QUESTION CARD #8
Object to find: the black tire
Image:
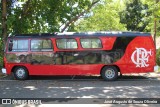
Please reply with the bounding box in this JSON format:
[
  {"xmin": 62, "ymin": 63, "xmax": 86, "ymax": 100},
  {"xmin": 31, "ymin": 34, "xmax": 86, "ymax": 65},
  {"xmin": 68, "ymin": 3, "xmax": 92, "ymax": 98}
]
[
  {"xmin": 13, "ymin": 66, "xmax": 29, "ymax": 80},
  {"xmin": 101, "ymin": 66, "xmax": 118, "ymax": 81}
]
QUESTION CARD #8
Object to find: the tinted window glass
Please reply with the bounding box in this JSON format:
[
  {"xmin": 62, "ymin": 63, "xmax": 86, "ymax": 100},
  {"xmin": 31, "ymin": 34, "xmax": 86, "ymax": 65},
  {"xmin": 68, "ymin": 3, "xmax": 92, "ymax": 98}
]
[
  {"xmin": 8, "ymin": 39, "xmax": 28, "ymax": 52},
  {"xmin": 31, "ymin": 39, "xmax": 53, "ymax": 51},
  {"xmin": 81, "ymin": 38, "xmax": 102, "ymax": 48},
  {"xmin": 56, "ymin": 39, "xmax": 77, "ymax": 49}
]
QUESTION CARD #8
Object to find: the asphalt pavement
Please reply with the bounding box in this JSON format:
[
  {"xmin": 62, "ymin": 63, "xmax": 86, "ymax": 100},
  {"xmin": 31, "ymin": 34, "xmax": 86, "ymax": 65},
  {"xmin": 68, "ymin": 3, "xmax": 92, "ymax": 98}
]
[{"xmin": 0, "ymin": 73, "xmax": 160, "ymax": 107}]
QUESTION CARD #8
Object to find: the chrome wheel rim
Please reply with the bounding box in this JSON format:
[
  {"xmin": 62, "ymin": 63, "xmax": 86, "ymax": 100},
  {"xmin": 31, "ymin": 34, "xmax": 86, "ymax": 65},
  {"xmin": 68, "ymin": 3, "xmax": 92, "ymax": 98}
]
[
  {"xmin": 16, "ymin": 68, "xmax": 25, "ymax": 78},
  {"xmin": 105, "ymin": 68, "xmax": 115, "ymax": 79}
]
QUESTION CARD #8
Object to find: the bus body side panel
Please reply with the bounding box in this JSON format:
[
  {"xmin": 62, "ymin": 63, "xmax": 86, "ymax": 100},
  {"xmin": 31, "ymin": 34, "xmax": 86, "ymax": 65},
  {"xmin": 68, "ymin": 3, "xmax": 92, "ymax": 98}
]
[
  {"xmin": 4, "ymin": 63, "xmax": 12, "ymax": 75},
  {"xmin": 5, "ymin": 64, "xmax": 104, "ymax": 76},
  {"xmin": 4, "ymin": 52, "xmax": 105, "ymax": 76},
  {"xmin": 4, "ymin": 51, "xmax": 31, "ymax": 75},
  {"xmin": 100, "ymin": 37, "xmax": 117, "ymax": 50},
  {"xmin": 115, "ymin": 36, "xmax": 155, "ymax": 74}
]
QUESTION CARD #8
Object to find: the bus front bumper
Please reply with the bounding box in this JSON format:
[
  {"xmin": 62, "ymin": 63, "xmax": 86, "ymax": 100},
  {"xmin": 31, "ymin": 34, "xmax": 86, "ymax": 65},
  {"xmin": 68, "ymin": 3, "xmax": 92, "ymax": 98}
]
[{"xmin": 1, "ymin": 68, "xmax": 7, "ymax": 74}]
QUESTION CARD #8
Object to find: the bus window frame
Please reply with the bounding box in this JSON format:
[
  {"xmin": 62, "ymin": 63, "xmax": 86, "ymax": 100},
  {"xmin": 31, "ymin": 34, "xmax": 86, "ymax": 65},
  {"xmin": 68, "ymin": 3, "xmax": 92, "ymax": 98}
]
[
  {"xmin": 7, "ymin": 38, "xmax": 29, "ymax": 52},
  {"xmin": 30, "ymin": 38, "xmax": 54, "ymax": 52},
  {"xmin": 80, "ymin": 37, "xmax": 103, "ymax": 49},
  {"xmin": 56, "ymin": 38, "xmax": 78, "ymax": 50}
]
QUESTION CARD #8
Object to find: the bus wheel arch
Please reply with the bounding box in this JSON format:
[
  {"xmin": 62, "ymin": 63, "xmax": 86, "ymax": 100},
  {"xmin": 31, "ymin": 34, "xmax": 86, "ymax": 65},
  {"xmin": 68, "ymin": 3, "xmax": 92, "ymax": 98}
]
[
  {"xmin": 100, "ymin": 65, "xmax": 120, "ymax": 81},
  {"xmin": 11, "ymin": 66, "xmax": 29, "ymax": 80}
]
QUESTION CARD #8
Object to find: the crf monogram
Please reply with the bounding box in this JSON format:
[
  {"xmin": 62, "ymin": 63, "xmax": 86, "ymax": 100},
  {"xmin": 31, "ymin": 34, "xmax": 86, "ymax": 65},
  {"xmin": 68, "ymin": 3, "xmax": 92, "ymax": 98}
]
[{"xmin": 131, "ymin": 48, "xmax": 152, "ymax": 67}]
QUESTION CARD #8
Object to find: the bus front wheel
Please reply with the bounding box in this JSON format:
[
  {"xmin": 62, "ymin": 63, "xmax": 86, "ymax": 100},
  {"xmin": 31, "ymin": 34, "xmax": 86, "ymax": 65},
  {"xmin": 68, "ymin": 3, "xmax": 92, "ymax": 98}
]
[
  {"xmin": 13, "ymin": 66, "xmax": 29, "ymax": 80},
  {"xmin": 101, "ymin": 66, "xmax": 118, "ymax": 81}
]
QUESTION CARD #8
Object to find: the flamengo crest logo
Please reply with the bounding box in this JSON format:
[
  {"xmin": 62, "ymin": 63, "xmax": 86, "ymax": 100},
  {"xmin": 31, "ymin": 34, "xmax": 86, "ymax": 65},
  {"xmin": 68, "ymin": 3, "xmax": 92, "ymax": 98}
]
[{"xmin": 131, "ymin": 48, "xmax": 152, "ymax": 67}]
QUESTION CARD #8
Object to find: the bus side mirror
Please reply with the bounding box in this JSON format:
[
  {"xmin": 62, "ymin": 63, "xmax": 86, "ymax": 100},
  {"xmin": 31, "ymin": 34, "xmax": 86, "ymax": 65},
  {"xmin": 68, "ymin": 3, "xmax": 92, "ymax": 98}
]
[{"xmin": 8, "ymin": 41, "xmax": 13, "ymax": 51}]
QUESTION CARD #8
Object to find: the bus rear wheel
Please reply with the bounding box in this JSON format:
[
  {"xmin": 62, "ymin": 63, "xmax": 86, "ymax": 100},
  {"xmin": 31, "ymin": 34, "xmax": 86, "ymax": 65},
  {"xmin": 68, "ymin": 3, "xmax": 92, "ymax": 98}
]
[
  {"xmin": 101, "ymin": 66, "xmax": 118, "ymax": 81},
  {"xmin": 13, "ymin": 66, "xmax": 29, "ymax": 80}
]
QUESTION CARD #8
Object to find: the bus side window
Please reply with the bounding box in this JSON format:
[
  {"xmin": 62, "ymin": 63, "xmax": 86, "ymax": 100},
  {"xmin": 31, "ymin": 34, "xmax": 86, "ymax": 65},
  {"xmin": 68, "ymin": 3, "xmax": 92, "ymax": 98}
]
[
  {"xmin": 8, "ymin": 39, "xmax": 29, "ymax": 52},
  {"xmin": 56, "ymin": 38, "xmax": 78, "ymax": 49},
  {"xmin": 31, "ymin": 39, "xmax": 53, "ymax": 51},
  {"xmin": 80, "ymin": 38, "xmax": 102, "ymax": 49}
]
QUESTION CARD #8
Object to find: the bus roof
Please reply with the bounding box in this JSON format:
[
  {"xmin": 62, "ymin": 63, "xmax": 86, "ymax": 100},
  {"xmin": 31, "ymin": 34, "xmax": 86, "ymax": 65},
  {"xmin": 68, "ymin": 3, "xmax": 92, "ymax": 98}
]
[{"xmin": 9, "ymin": 31, "xmax": 151, "ymax": 38}]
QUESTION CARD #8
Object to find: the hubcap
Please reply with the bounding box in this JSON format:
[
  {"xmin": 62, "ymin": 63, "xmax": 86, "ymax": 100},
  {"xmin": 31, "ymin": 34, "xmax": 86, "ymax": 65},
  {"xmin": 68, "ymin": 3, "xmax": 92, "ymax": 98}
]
[
  {"xmin": 105, "ymin": 68, "xmax": 115, "ymax": 79},
  {"xmin": 16, "ymin": 68, "xmax": 25, "ymax": 78}
]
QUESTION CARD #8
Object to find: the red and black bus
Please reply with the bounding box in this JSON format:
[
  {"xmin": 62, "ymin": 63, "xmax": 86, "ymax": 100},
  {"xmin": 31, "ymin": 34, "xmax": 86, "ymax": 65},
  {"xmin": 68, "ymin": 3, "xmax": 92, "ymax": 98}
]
[{"xmin": 1, "ymin": 32, "xmax": 156, "ymax": 80}]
